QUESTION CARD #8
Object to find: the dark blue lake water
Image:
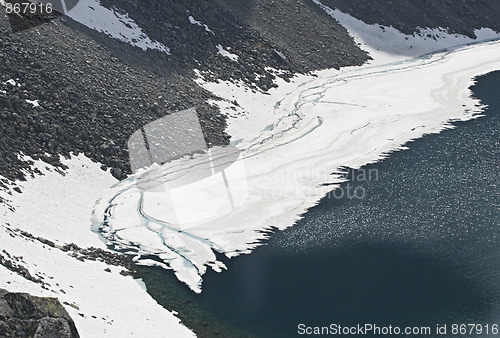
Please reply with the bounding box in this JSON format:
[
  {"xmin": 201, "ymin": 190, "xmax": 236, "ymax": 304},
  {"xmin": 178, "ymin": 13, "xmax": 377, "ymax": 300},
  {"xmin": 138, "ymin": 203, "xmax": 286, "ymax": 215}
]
[{"xmin": 136, "ymin": 70, "xmax": 500, "ymax": 337}]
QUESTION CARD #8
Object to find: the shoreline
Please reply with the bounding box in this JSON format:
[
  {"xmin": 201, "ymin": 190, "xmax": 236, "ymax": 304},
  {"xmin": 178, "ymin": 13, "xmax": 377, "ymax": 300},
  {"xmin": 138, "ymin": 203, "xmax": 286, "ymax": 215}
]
[
  {"xmin": 93, "ymin": 38, "xmax": 500, "ymax": 294},
  {"xmin": 134, "ymin": 69, "xmax": 500, "ymax": 337}
]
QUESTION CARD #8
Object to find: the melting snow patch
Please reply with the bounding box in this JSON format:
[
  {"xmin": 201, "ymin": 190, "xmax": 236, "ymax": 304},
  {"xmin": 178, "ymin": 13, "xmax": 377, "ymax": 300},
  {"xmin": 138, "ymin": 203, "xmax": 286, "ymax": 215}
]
[
  {"xmin": 313, "ymin": 0, "xmax": 500, "ymax": 64},
  {"xmin": 68, "ymin": 0, "xmax": 170, "ymax": 54},
  {"xmin": 5, "ymin": 79, "xmax": 21, "ymax": 87},
  {"xmin": 216, "ymin": 44, "xmax": 238, "ymax": 61},
  {"xmin": 188, "ymin": 15, "xmax": 215, "ymax": 34},
  {"xmin": 25, "ymin": 99, "xmax": 40, "ymax": 107}
]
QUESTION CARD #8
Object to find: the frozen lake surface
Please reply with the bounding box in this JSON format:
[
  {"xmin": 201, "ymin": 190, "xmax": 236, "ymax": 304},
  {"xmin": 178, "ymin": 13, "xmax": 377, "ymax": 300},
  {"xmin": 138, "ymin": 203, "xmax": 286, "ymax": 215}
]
[
  {"xmin": 138, "ymin": 70, "xmax": 500, "ymax": 338},
  {"xmin": 94, "ymin": 39, "xmax": 500, "ymax": 293}
]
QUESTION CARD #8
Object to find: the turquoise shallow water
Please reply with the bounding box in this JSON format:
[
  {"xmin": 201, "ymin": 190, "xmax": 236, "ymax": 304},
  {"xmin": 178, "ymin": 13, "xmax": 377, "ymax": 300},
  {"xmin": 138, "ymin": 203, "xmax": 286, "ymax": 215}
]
[{"xmin": 136, "ymin": 70, "xmax": 500, "ymax": 337}]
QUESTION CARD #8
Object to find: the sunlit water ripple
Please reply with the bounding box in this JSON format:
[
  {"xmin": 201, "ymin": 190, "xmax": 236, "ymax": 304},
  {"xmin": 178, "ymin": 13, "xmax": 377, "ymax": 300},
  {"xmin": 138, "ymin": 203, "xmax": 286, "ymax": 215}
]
[{"xmin": 135, "ymin": 70, "xmax": 500, "ymax": 338}]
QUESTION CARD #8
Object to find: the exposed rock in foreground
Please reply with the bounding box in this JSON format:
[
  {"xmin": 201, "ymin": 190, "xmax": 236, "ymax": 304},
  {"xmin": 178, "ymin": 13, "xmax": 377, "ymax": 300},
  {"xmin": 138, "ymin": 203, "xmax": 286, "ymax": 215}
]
[{"xmin": 0, "ymin": 288, "xmax": 79, "ymax": 338}]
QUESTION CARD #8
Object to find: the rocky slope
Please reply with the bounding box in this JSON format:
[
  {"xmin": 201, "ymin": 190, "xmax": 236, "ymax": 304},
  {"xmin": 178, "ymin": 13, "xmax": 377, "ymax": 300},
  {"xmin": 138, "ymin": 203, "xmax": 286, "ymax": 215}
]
[
  {"xmin": 0, "ymin": 0, "xmax": 369, "ymax": 183},
  {"xmin": 2, "ymin": 0, "xmax": 498, "ymax": 184}
]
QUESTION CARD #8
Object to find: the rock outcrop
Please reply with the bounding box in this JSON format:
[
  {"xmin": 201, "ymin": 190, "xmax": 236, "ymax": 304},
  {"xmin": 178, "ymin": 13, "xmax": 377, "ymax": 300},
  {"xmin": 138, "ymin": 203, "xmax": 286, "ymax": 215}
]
[{"xmin": 0, "ymin": 288, "xmax": 79, "ymax": 338}]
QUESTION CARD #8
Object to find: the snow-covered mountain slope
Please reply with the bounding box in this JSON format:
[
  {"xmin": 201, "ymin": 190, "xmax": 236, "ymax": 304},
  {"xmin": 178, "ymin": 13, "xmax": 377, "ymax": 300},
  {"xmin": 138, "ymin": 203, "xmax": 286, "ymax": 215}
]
[
  {"xmin": 0, "ymin": 155, "xmax": 195, "ymax": 337},
  {"xmin": 314, "ymin": 1, "xmax": 500, "ymax": 64}
]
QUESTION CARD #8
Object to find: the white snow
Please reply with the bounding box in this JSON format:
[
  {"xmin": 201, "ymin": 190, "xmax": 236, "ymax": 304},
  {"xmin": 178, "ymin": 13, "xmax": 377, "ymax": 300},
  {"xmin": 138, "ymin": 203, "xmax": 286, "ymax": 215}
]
[
  {"xmin": 197, "ymin": 75, "xmax": 314, "ymax": 143},
  {"xmin": 67, "ymin": 0, "xmax": 171, "ymax": 54},
  {"xmin": 95, "ymin": 37, "xmax": 500, "ymax": 292},
  {"xmin": 2, "ymin": 80, "xmax": 40, "ymax": 107},
  {"xmin": 216, "ymin": 44, "xmax": 238, "ymax": 61},
  {"xmin": 25, "ymin": 99, "xmax": 40, "ymax": 107},
  {"xmin": 313, "ymin": 0, "xmax": 500, "ymax": 64},
  {"xmin": 189, "ymin": 15, "xmax": 215, "ymax": 35},
  {"xmin": 5, "ymin": 79, "xmax": 21, "ymax": 87},
  {"xmin": 0, "ymin": 154, "xmax": 194, "ymax": 337},
  {"xmin": 1, "ymin": 154, "xmax": 114, "ymax": 248}
]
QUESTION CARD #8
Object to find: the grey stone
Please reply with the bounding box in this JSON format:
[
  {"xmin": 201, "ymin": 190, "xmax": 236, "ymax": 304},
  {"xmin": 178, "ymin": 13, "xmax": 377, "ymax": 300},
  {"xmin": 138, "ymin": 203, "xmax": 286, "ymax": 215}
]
[{"xmin": 0, "ymin": 289, "xmax": 80, "ymax": 338}]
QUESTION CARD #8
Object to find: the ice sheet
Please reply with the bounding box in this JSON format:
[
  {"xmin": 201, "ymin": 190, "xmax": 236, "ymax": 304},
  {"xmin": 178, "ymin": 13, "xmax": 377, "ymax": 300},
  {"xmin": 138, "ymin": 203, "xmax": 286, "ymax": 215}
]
[{"xmin": 94, "ymin": 39, "xmax": 500, "ymax": 293}]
